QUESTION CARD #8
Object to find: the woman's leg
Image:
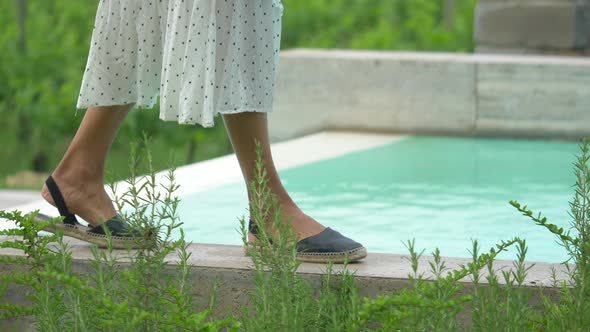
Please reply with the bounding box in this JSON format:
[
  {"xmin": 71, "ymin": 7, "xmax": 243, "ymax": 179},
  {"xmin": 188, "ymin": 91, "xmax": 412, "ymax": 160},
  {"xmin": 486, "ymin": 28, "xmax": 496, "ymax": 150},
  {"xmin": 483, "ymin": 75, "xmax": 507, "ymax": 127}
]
[
  {"xmin": 222, "ymin": 112, "xmax": 325, "ymax": 240},
  {"xmin": 41, "ymin": 104, "xmax": 134, "ymax": 226}
]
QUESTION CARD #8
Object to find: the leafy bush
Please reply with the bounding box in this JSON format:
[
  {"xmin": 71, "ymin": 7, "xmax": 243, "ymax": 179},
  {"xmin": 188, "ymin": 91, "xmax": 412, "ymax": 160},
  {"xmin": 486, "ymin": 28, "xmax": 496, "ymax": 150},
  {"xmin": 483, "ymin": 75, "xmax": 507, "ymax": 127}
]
[
  {"xmin": 240, "ymin": 140, "xmax": 362, "ymax": 331},
  {"xmin": 0, "ymin": 140, "xmax": 238, "ymax": 331},
  {"xmin": 510, "ymin": 138, "xmax": 590, "ymax": 331},
  {"xmin": 281, "ymin": 0, "xmax": 477, "ymax": 52},
  {"xmin": 4, "ymin": 137, "xmax": 590, "ymax": 331}
]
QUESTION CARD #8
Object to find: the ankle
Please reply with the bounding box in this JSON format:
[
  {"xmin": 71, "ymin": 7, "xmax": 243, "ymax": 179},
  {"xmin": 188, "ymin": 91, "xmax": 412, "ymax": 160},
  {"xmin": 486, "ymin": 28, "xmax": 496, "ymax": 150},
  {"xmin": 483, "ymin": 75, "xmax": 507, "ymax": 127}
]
[{"xmin": 249, "ymin": 205, "xmax": 303, "ymax": 226}]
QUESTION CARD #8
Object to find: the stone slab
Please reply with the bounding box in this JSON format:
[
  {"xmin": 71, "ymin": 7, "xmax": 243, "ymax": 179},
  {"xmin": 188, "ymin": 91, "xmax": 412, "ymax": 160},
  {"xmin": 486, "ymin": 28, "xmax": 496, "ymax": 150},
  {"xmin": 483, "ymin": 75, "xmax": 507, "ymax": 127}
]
[
  {"xmin": 476, "ymin": 59, "xmax": 590, "ymax": 138},
  {"xmin": 475, "ymin": 1, "xmax": 583, "ymax": 49},
  {"xmin": 0, "ymin": 190, "xmax": 40, "ymax": 210},
  {"xmin": 269, "ymin": 49, "xmax": 477, "ymax": 141},
  {"xmin": 576, "ymin": 1, "xmax": 590, "ymax": 47},
  {"xmin": 476, "ymin": 45, "xmax": 590, "ymax": 56},
  {"xmin": 0, "ymin": 237, "xmax": 572, "ymax": 289},
  {"xmin": 270, "ymin": 49, "xmax": 590, "ymax": 141}
]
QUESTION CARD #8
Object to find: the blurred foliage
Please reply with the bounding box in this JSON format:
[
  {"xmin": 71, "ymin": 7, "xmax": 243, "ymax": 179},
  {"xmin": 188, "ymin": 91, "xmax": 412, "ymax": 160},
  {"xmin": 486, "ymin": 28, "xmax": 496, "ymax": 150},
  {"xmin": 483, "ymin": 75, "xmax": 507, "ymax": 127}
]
[
  {"xmin": 281, "ymin": 0, "xmax": 477, "ymax": 51},
  {"xmin": 0, "ymin": 0, "xmax": 477, "ymax": 189}
]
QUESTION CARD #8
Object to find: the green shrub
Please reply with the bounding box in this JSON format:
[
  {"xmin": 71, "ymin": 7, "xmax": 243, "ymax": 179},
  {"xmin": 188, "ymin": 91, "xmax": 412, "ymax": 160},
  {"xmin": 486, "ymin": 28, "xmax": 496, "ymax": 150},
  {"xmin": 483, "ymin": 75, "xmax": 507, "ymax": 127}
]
[
  {"xmin": 359, "ymin": 238, "xmax": 524, "ymax": 331},
  {"xmin": 510, "ymin": 138, "xmax": 590, "ymax": 331},
  {"xmin": 4, "ymin": 137, "xmax": 590, "ymax": 331},
  {"xmin": 282, "ymin": 0, "xmax": 477, "ymax": 52},
  {"xmin": 240, "ymin": 140, "xmax": 362, "ymax": 332},
  {"xmin": 0, "ymin": 139, "xmax": 238, "ymax": 331}
]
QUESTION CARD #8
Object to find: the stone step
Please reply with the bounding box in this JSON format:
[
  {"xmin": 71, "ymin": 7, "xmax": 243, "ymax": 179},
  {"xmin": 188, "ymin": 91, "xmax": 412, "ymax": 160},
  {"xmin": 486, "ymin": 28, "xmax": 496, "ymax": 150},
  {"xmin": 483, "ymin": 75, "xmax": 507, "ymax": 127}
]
[{"xmin": 475, "ymin": 0, "xmax": 590, "ymax": 52}]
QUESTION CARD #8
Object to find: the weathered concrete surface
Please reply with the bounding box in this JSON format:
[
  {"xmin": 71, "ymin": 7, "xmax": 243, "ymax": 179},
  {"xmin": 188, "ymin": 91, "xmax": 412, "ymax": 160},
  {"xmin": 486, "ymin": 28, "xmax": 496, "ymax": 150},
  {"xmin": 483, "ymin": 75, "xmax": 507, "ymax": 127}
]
[
  {"xmin": 475, "ymin": 0, "xmax": 590, "ymax": 53},
  {"xmin": 0, "ymin": 237, "xmax": 572, "ymax": 287},
  {"xmin": 0, "ymin": 191, "xmax": 39, "ymax": 210},
  {"xmin": 0, "ymin": 237, "xmax": 571, "ymax": 329},
  {"xmin": 476, "ymin": 45, "xmax": 590, "ymax": 56},
  {"xmin": 270, "ymin": 50, "xmax": 477, "ymax": 141},
  {"xmin": 269, "ymin": 49, "xmax": 590, "ymax": 141},
  {"xmin": 476, "ymin": 55, "xmax": 590, "ymax": 137}
]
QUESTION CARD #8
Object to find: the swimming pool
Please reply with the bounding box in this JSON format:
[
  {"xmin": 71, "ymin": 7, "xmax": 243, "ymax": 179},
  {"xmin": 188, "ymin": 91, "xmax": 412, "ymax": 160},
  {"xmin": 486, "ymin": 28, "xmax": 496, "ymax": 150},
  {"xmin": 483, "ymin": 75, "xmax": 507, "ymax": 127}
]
[{"xmin": 177, "ymin": 136, "xmax": 579, "ymax": 263}]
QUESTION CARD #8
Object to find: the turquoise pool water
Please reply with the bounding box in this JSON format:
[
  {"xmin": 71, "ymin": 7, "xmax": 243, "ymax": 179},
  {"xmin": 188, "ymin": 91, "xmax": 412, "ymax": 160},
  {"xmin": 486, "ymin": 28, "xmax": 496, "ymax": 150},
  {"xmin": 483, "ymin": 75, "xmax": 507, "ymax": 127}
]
[{"xmin": 178, "ymin": 136, "xmax": 581, "ymax": 263}]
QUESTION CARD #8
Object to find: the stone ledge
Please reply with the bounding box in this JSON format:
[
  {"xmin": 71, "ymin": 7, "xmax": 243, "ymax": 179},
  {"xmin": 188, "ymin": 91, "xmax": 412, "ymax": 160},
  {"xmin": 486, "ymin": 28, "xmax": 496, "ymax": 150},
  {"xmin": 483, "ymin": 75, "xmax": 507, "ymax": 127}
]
[
  {"xmin": 269, "ymin": 49, "xmax": 590, "ymax": 141},
  {"xmin": 0, "ymin": 190, "xmax": 39, "ymax": 210},
  {"xmin": 475, "ymin": 0, "xmax": 590, "ymax": 50},
  {"xmin": 271, "ymin": 49, "xmax": 477, "ymax": 141},
  {"xmin": 0, "ymin": 236, "xmax": 572, "ymax": 288},
  {"xmin": 280, "ymin": 48, "xmax": 590, "ymax": 65}
]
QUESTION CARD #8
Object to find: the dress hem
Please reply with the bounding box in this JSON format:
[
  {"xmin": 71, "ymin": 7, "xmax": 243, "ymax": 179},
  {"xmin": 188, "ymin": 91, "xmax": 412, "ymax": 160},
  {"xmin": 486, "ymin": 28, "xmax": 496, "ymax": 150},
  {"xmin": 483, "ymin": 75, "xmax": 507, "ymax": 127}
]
[
  {"xmin": 160, "ymin": 108, "xmax": 274, "ymax": 128},
  {"xmin": 76, "ymin": 100, "xmax": 273, "ymax": 128}
]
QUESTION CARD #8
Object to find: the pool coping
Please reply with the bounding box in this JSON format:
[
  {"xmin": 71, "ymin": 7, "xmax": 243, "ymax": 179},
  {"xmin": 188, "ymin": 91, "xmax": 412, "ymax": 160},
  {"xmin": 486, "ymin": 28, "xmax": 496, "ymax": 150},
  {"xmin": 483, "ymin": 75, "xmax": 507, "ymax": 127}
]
[{"xmin": 0, "ymin": 237, "xmax": 572, "ymax": 288}]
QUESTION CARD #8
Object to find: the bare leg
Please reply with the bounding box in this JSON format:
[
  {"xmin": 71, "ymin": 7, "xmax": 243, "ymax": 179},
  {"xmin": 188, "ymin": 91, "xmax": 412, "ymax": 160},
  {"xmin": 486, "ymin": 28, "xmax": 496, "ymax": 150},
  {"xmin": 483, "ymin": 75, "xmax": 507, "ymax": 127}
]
[
  {"xmin": 41, "ymin": 104, "xmax": 134, "ymax": 226},
  {"xmin": 222, "ymin": 112, "xmax": 325, "ymax": 240}
]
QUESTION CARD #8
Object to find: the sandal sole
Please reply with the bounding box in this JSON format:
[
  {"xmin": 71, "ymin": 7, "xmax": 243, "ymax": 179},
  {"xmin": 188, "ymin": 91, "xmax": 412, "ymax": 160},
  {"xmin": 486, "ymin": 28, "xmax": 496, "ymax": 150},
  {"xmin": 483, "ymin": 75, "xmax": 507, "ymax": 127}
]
[
  {"xmin": 243, "ymin": 233, "xmax": 367, "ymax": 263},
  {"xmin": 34, "ymin": 213, "xmax": 151, "ymax": 250},
  {"xmin": 242, "ymin": 245, "xmax": 367, "ymax": 263},
  {"xmin": 296, "ymin": 246, "xmax": 367, "ymax": 263}
]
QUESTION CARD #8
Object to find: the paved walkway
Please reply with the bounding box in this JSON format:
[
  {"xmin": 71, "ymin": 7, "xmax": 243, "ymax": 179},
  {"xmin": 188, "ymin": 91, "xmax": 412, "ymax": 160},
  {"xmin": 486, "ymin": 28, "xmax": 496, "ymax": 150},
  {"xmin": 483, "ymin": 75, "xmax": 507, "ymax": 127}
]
[{"xmin": 0, "ymin": 190, "xmax": 40, "ymax": 210}]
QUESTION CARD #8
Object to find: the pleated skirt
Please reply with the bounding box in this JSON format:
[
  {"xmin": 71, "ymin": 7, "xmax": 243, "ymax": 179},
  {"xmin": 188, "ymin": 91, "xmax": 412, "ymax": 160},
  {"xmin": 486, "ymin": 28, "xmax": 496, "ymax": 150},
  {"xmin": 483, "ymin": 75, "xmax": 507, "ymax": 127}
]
[{"xmin": 76, "ymin": 0, "xmax": 284, "ymax": 127}]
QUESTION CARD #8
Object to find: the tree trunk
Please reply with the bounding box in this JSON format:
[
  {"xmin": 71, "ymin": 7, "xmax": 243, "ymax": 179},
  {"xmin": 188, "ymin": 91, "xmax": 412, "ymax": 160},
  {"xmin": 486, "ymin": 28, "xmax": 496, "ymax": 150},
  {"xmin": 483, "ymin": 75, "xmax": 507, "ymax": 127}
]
[
  {"xmin": 444, "ymin": 0, "xmax": 455, "ymax": 29},
  {"xmin": 15, "ymin": 0, "xmax": 30, "ymax": 147},
  {"xmin": 14, "ymin": 0, "xmax": 47, "ymax": 172},
  {"xmin": 15, "ymin": 0, "xmax": 26, "ymax": 52},
  {"xmin": 186, "ymin": 139, "xmax": 197, "ymax": 164}
]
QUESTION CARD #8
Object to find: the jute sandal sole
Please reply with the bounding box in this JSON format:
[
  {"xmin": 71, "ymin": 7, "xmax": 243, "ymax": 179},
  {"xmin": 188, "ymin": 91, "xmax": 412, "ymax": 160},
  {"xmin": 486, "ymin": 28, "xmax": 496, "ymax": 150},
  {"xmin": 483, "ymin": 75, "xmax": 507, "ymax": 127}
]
[
  {"xmin": 244, "ymin": 230, "xmax": 368, "ymax": 263},
  {"xmin": 243, "ymin": 244, "xmax": 367, "ymax": 264},
  {"xmin": 38, "ymin": 175, "xmax": 150, "ymax": 250},
  {"xmin": 242, "ymin": 244, "xmax": 367, "ymax": 263},
  {"xmin": 35, "ymin": 213, "xmax": 150, "ymax": 250},
  {"xmin": 295, "ymin": 246, "xmax": 367, "ymax": 263}
]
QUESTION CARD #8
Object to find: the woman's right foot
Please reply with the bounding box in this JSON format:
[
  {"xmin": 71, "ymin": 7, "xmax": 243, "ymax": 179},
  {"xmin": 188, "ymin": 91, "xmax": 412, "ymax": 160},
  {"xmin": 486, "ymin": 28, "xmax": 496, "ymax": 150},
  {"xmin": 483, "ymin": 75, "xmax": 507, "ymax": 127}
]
[
  {"xmin": 38, "ymin": 173, "xmax": 150, "ymax": 249},
  {"xmin": 40, "ymin": 171, "xmax": 116, "ymax": 227}
]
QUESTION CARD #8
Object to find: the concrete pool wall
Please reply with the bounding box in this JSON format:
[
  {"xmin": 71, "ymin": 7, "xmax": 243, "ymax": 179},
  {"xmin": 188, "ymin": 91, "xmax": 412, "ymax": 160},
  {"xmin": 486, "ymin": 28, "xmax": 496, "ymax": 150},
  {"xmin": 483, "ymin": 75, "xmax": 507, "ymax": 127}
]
[{"xmin": 269, "ymin": 49, "xmax": 590, "ymax": 142}]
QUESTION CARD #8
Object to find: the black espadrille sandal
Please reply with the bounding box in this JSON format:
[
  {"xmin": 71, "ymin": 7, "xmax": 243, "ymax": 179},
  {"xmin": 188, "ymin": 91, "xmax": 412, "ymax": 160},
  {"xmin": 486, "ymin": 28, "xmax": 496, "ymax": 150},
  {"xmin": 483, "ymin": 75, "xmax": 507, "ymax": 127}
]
[
  {"xmin": 247, "ymin": 219, "xmax": 367, "ymax": 263},
  {"xmin": 34, "ymin": 175, "xmax": 148, "ymax": 249}
]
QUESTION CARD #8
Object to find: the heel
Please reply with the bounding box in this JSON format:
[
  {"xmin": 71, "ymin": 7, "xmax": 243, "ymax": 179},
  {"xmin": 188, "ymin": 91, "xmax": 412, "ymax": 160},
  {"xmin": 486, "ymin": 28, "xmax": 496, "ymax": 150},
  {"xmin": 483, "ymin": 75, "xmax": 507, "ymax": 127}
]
[{"xmin": 44, "ymin": 175, "xmax": 80, "ymax": 226}]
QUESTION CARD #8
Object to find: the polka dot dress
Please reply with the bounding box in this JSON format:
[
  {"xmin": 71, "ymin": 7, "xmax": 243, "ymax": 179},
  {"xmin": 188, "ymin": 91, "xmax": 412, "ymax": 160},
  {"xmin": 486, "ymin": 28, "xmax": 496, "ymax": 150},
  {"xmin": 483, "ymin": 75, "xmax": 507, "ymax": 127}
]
[{"xmin": 76, "ymin": 0, "xmax": 285, "ymax": 127}]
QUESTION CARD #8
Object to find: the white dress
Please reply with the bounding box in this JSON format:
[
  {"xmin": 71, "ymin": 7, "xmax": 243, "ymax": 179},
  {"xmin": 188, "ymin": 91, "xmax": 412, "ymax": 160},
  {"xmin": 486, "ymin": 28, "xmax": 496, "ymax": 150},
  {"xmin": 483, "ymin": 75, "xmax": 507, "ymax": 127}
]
[{"xmin": 77, "ymin": 0, "xmax": 285, "ymax": 127}]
